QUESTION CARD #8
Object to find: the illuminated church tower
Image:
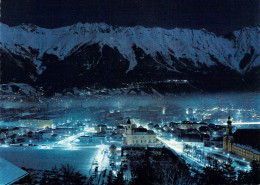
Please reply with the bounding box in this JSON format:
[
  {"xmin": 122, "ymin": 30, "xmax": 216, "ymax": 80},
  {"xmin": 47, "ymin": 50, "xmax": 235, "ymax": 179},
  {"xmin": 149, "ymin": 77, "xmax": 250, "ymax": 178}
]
[
  {"xmin": 126, "ymin": 119, "xmax": 132, "ymax": 135},
  {"xmin": 223, "ymin": 116, "xmax": 233, "ymax": 152},
  {"xmin": 124, "ymin": 118, "xmax": 157, "ymax": 146}
]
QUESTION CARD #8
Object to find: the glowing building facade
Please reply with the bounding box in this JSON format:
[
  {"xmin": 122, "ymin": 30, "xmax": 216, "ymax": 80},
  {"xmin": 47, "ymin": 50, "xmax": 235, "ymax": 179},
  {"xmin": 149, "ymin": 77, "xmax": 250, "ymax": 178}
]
[
  {"xmin": 223, "ymin": 117, "xmax": 260, "ymax": 161},
  {"xmin": 125, "ymin": 119, "xmax": 157, "ymax": 146}
]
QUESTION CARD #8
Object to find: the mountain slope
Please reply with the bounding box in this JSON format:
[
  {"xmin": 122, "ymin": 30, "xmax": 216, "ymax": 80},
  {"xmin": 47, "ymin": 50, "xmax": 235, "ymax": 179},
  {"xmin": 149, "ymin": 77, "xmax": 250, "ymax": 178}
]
[{"xmin": 0, "ymin": 22, "xmax": 259, "ymax": 94}]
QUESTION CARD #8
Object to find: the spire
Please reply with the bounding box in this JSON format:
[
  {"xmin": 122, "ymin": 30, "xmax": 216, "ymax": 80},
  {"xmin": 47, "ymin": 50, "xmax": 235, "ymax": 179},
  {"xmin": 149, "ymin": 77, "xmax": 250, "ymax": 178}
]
[
  {"xmin": 126, "ymin": 118, "xmax": 132, "ymax": 135},
  {"xmin": 227, "ymin": 116, "xmax": 232, "ymax": 125},
  {"xmin": 226, "ymin": 116, "xmax": 232, "ymax": 135}
]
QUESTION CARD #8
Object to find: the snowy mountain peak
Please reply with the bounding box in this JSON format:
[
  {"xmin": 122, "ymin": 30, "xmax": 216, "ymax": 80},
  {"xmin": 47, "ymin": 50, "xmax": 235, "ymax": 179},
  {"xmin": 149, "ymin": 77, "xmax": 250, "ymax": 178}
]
[{"xmin": 0, "ymin": 22, "xmax": 259, "ymax": 75}]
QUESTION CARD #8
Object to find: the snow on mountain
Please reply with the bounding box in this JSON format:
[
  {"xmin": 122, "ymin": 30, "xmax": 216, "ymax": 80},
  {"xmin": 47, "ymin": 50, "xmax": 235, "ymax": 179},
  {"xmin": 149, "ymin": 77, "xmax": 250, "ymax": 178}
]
[
  {"xmin": 231, "ymin": 26, "xmax": 260, "ymax": 70},
  {"xmin": 1, "ymin": 22, "xmax": 259, "ymax": 75},
  {"xmin": 0, "ymin": 83, "xmax": 37, "ymax": 96}
]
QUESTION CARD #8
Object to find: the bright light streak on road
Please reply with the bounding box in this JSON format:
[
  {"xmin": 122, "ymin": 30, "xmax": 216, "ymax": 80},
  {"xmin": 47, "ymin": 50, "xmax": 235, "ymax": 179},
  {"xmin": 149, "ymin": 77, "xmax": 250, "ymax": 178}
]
[
  {"xmin": 57, "ymin": 132, "xmax": 85, "ymax": 146},
  {"xmin": 157, "ymin": 136, "xmax": 250, "ymax": 171},
  {"xmin": 184, "ymin": 155, "xmax": 206, "ymax": 168},
  {"xmin": 96, "ymin": 145, "xmax": 105, "ymax": 165},
  {"xmin": 227, "ymin": 122, "xmax": 260, "ymax": 125},
  {"xmin": 157, "ymin": 136, "xmax": 206, "ymax": 168},
  {"xmin": 157, "ymin": 136, "xmax": 183, "ymax": 153}
]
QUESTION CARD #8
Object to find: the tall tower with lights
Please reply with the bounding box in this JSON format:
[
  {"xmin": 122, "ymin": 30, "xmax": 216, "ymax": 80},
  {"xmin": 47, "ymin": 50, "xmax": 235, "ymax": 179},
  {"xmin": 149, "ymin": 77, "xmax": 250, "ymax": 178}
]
[
  {"xmin": 226, "ymin": 116, "xmax": 232, "ymax": 135},
  {"xmin": 126, "ymin": 119, "xmax": 132, "ymax": 135},
  {"xmin": 223, "ymin": 116, "xmax": 233, "ymax": 152}
]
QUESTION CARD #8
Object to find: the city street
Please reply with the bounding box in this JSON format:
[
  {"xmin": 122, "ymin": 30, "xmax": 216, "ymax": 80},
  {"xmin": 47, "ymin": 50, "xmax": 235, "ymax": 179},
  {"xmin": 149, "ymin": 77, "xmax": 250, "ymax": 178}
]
[{"xmin": 158, "ymin": 136, "xmax": 251, "ymax": 172}]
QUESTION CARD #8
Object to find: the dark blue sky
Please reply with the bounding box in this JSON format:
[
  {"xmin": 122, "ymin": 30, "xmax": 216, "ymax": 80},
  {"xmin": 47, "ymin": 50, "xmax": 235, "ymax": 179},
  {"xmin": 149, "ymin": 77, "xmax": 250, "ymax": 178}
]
[{"xmin": 1, "ymin": 0, "xmax": 259, "ymax": 35}]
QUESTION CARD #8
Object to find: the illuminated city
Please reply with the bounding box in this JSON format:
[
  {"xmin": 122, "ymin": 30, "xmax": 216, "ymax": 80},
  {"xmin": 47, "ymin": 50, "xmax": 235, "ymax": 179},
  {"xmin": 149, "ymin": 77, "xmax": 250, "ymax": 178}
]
[
  {"xmin": 1, "ymin": 0, "xmax": 259, "ymax": 184},
  {"xmin": 0, "ymin": 93, "xmax": 259, "ymax": 184}
]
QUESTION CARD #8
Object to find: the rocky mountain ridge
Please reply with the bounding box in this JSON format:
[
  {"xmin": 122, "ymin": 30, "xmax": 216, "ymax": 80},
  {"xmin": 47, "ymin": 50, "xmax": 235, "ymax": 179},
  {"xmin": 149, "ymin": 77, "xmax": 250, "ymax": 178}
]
[{"xmin": 0, "ymin": 22, "xmax": 259, "ymax": 95}]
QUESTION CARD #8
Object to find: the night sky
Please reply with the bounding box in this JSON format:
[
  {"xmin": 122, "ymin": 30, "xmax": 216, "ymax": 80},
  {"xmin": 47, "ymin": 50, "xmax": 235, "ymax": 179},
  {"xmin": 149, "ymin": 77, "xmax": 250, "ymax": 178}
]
[{"xmin": 1, "ymin": 0, "xmax": 259, "ymax": 35}]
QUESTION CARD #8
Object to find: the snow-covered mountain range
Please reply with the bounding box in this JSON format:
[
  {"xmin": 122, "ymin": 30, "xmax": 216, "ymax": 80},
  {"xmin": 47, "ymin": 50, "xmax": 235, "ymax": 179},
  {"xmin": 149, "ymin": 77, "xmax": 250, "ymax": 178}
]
[{"xmin": 0, "ymin": 22, "xmax": 259, "ymax": 95}]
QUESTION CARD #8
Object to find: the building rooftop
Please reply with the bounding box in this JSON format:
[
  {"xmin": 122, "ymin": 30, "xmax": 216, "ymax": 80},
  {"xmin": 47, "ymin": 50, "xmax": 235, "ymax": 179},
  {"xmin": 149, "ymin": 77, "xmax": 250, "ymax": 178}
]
[
  {"xmin": 0, "ymin": 157, "xmax": 28, "ymax": 185},
  {"xmin": 233, "ymin": 129, "xmax": 260, "ymax": 151},
  {"xmin": 96, "ymin": 125, "xmax": 107, "ymax": 127},
  {"xmin": 80, "ymin": 135, "xmax": 90, "ymax": 138},
  {"xmin": 109, "ymin": 144, "xmax": 117, "ymax": 149},
  {"xmin": 233, "ymin": 143, "xmax": 260, "ymax": 154},
  {"xmin": 117, "ymin": 125, "xmax": 124, "ymax": 129},
  {"xmin": 132, "ymin": 128, "xmax": 155, "ymax": 135}
]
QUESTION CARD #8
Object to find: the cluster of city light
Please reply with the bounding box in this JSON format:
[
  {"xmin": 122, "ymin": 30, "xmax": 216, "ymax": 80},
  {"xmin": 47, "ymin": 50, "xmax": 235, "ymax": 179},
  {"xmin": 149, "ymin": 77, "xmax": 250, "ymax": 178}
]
[
  {"xmin": 157, "ymin": 135, "xmax": 251, "ymax": 172},
  {"xmin": 38, "ymin": 145, "xmax": 52, "ymax": 149},
  {"xmin": 228, "ymin": 121, "xmax": 260, "ymax": 125}
]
